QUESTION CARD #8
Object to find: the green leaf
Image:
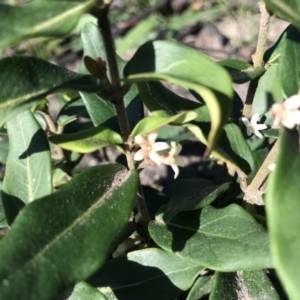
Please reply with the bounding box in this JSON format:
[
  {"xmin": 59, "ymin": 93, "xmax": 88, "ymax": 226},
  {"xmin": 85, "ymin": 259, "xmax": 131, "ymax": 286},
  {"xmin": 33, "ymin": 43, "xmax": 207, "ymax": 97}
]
[
  {"xmin": 49, "ymin": 126, "xmax": 124, "ymax": 153},
  {"xmin": 57, "ymin": 97, "xmax": 89, "ymax": 127},
  {"xmin": 0, "ymin": 56, "xmax": 100, "ymax": 127},
  {"xmin": 0, "ymin": 164, "xmax": 138, "ymax": 300},
  {"xmin": 89, "ymin": 248, "xmax": 204, "ymax": 300},
  {"xmin": 80, "ymin": 23, "xmax": 143, "ymax": 131},
  {"xmin": 277, "ymin": 26, "xmax": 300, "ymax": 97},
  {"xmin": 68, "ymin": 282, "xmax": 108, "ymax": 300},
  {"xmin": 187, "ymin": 123, "xmax": 255, "ymax": 176},
  {"xmin": 210, "ymin": 270, "xmax": 279, "ymax": 300},
  {"xmin": 149, "ymin": 204, "xmax": 272, "ymax": 271},
  {"xmin": 164, "ymin": 179, "xmax": 230, "ymax": 222},
  {"xmin": 0, "ymin": 1, "xmax": 94, "ymax": 50},
  {"xmin": 218, "ymin": 59, "xmax": 265, "ymax": 84},
  {"xmin": 252, "ymin": 65, "xmax": 283, "ymax": 118},
  {"xmin": 264, "ymin": 0, "xmax": 300, "ymax": 30},
  {"xmin": 266, "ymin": 127, "xmax": 300, "ymax": 300},
  {"xmin": 0, "ymin": 183, "xmax": 7, "ymax": 229},
  {"xmin": 124, "ymin": 40, "xmax": 233, "ymax": 152},
  {"xmin": 131, "ymin": 111, "xmax": 198, "ymax": 137},
  {"xmin": 1, "ymin": 110, "xmax": 52, "ymax": 225},
  {"xmin": 186, "ymin": 276, "xmax": 212, "ymax": 300},
  {"xmin": 0, "ymin": 138, "xmax": 9, "ymax": 164},
  {"xmin": 137, "ymin": 81, "xmax": 201, "ymax": 118}
]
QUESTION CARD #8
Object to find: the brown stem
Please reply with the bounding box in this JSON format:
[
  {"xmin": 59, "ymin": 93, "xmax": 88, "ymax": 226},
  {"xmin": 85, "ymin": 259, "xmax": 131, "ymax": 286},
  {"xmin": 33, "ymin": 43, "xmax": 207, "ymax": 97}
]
[{"xmin": 242, "ymin": 1, "xmax": 271, "ymax": 119}]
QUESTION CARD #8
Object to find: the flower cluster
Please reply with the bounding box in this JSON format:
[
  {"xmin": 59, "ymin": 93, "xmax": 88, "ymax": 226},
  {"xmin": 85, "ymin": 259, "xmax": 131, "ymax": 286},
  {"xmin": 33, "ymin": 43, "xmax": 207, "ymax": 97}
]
[
  {"xmin": 133, "ymin": 132, "xmax": 184, "ymax": 179},
  {"xmin": 270, "ymin": 94, "xmax": 300, "ymax": 129}
]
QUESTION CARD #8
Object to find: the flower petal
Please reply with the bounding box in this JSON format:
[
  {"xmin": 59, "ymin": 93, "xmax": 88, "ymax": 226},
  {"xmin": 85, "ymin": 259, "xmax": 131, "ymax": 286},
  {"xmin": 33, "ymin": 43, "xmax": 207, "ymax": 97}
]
[
  {"xmin": 255, "ymin": 124, "xmax": 268, "ymax": 130},
  {"xmin": 170, "ymin": 164, "xmax": 180, "ymax": 179},
  {"xmin": 246, "ymin": 128, "xmax": 253, "ymax": 136},
  {"xmin": 148, "ymin": 132, "xmax": 158, "ymax": 145},
  {"xmin": 134, "ymin": 149, "xmax": 145, "ymax": 161},
  {"xmin": 175, "ymin": 156, "xmax": 185, "ymax": 167},
  {"xmin": 251, "ymin": 113, "xmax": 259, "ymax": 124},
  {"xmin": 149, "ymin": 151, "xmax": 162, "ymax": 165},
  {"xmin": 285, "ymin": 95, "xmax": 300, "ymax": 110},
  {"xmin": 134, "ymin": 135, "xmax": 145, "ymax": 145},
  {"xmin": 254, "ymin": 130, "xmax": 263, "ymax": 138},
  {"xmin": 241, "ymin": 117, "xmax": 251, "ymax": 127},
  {"xmin": 153, "ymin": 142, "xmax": 170, "ymax": 152}
]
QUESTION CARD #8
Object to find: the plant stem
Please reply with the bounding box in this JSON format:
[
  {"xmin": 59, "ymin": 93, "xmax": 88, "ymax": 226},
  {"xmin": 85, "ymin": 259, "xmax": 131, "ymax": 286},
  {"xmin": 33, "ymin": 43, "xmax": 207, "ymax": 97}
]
[
  {"xmin": 242, "ymin": 1, "xmax": 271, "ymax": 119},
  {"xmin": 96, "ymin": 3, "xmax": 151, "ymax": 227}
]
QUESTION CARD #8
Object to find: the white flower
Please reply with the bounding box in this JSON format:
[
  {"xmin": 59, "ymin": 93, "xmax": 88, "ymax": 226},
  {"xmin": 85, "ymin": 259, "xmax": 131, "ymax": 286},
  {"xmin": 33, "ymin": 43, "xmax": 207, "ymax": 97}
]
[
  {"xmin": 241, "ymin": 113, "xmax": 268, "ymax": 138},
  {"xmin": 133, "ymin": 132, "xmax": 169, "ymax": 165},
  {"xmin": 268, "ymin": 163, "xmax": 276, "ymax": 171},
  {"xmin": 160, "ymin": 142, "xmax": 185, "ymax": 179},
  {"xmin": 270, "ymin": 95, "xmax": 300, "ymax": 129}
]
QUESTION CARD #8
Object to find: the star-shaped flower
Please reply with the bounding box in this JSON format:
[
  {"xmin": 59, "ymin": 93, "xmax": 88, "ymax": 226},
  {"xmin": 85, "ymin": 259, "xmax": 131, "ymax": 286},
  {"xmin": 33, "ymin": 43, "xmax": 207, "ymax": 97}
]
[
  {"xmin": 270, "ymin": 95, "xmax": 300, "ymax": 129},
  {"xmin": 241, "ymin": 113, "xmax": 267, "ymax": 138},
  {"xmin": 133, "ymin": 132, "xmax": 169, "ymax": 165},
  {"xmin": 160, "ymin": 141, "xmax": 185, "ymax": 179}
]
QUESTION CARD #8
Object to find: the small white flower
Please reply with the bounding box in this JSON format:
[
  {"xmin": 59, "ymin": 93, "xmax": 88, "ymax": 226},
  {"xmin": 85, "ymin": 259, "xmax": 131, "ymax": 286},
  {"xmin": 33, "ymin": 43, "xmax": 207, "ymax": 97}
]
[
  {"xmin": 268, "ymin": 163, "xmax": 276, "ymax": 171},
  {"xmin": 270, "ymin": 95, "xmax": 300, "ymax": 129},
  {"xmin": 133, "ymin": 132, "xmax": 169, "ymax": 165},
  {"xmin": 241, "ymin": 113, "xmax": 268, "ymax": 138},
  {"xmin": 160, "ymin": 142, "xmax": 185, "ymax": 179}
]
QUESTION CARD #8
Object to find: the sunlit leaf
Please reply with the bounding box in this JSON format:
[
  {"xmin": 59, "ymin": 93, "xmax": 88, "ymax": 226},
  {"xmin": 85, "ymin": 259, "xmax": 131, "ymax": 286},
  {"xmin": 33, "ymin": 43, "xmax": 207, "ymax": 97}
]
[
  {"xmin": 0, "ymin": 164, "xmax": 138, "ymax": 300},
  {"xmin": 0, "ymin": 1, "xmax": 94, "ymax": 50},
  {"xmin": 0, "ymin": 56, "xmax": 100, "ymax": 127},
  {"xmin": 68, "ymin": 282, "xmax": 108, "ymax": 300},
  {"xmin": 149, "ymin": 204, "xmax": 272, "ymax": 271},
  {"xmin": 124, "ymin": 40, "xmax": 233, "ymax": 152}
]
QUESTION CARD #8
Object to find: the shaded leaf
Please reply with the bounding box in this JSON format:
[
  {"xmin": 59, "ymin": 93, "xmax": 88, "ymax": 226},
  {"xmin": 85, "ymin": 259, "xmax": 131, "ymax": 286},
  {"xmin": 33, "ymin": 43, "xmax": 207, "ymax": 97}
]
[
  {"xmin": 89, "ymin": 248, "xmax": 204, "ymax": 300},
  {"xmin": 164, "ymin": 179, "xmax": 230, "ymax": 222},
  {"xmin": 218, "ymin": 59, "xmax": 265, "ymax": 84},
  {"xmin": 49, "ymin": 125, "xmax": 123, "ymax": 153},
  {"xmin": 0, "ymin": 183, "xmax": 7, "ymax": 229},
  {"xmin": 186, "ymin": 275, "xmax": 212, "ymax": 300},
  {"xmin": 124, "ymin": 40, "xmax": 233, "ymax": 152},
  {"xmin": 1, "ymin": 110, "xmax": 52, "ymax": 225},
  {"xmin": 266, "ymin": 127, "xmax": 300, "ymax": 300},
  {"xmin": 149, "ymin": 204, "xmax": 272, "ymax": 271},
  {"xmin": 68, "ymin": 282, "xmax": 108, "ymax": 300},
  {"xmin": 0, "ymin": 1, "xmax": 93, "ymax": 50},
  {"xmin": 131, "ymin": 111, "xmax": 198, "ymax": 137},
  {"xmin": 0, "ymin": 164, "xmax": 138, "ymax": 300},
  {"xmin": 137, "ymin": 81, "xmax": 201, "ymax": 118},
  {"xmin": 0, "ymin": 138, "xmax": 9, "ymax": 164},
  {"xmin": 80, "ymin": 23, "xmax": 143, "ymax": 131},
  {"xmin": 210, "ymin": 270, "xmax": 279, "ymax": 300},
  {"xmin": 0, "ymin": 56, "xmax": 101, "ymax": 127}
]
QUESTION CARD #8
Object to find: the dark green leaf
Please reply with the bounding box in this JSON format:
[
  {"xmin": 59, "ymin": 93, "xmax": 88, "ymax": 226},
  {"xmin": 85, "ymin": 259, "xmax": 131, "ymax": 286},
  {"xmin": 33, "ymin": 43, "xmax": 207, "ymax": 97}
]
[
  {"xmin": 264, "ymin": 0, "xmax": 300, "ymax": 30},
  {"xmin": 80, "ymin": 23, "xmax": 143, "ymax": 131},
  {"xmin": 186, "ymin": 275, "xmax": 212, "ymax": 300},
  {"xmin": 277, "ymin": 26, "xmax": 300, "ymax": 97},
  {"xmin": 89, "ymin": 248, "xmax": 204, "ymax": 300},
  {"xmin": 210, "ymin": 270, "xmax": 279, "ymax": 300},
  {"xmin": 0, "ymin": 164, "xmax": 138, "ymax": 300},
  {"xmin": 266, "ymin": 127, "xmax": 300, "ymax": 300},
  {"xmin": 0, "ymin": 183, "xmax": 7, "ymax": 229},
  {"xmin": 0, "ymin": 56, "xmax": 101, "ymax": 127},
  {"xmin": 218, "ymin": 59, "xmax": 265, "ymax": 84},
  {"xmin": 49, "ymin": 126, "xmax": 124, "ymax": 153},
  {"xmin": 124, "ymin": 40, "xmax": 233, "ymax": 152},
  {"xmin": 149, "ymin": 204, "xmax": 272, "ymax": 271},
  {"xmin": 137, "ymin": 81, "xmax": 201, "ymax": 118},
  {"xmin": 0, "ymin": 138, "xmax": 9, "ymax": 164},
  {"xmin": 1, "ymin": 110, "xmax": 52, "ymax": 225},
  {"xmin": 68, "ymin": 282, "xmax": 108, "ymax": 300},
  {"xmin": 0, "ymin": 1, "xmax": 94, "ymax": 50},
  {"xmin": 164, "ymin": 179, "xmax": 230, "ymax": 222}
]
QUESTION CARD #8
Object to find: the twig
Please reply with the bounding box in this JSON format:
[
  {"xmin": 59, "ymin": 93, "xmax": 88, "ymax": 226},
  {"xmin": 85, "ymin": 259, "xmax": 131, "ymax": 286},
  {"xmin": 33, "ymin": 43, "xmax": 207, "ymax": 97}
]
[{"xmin": 242, "ymin": 1, "xmax": 272, "ymax": 119}]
